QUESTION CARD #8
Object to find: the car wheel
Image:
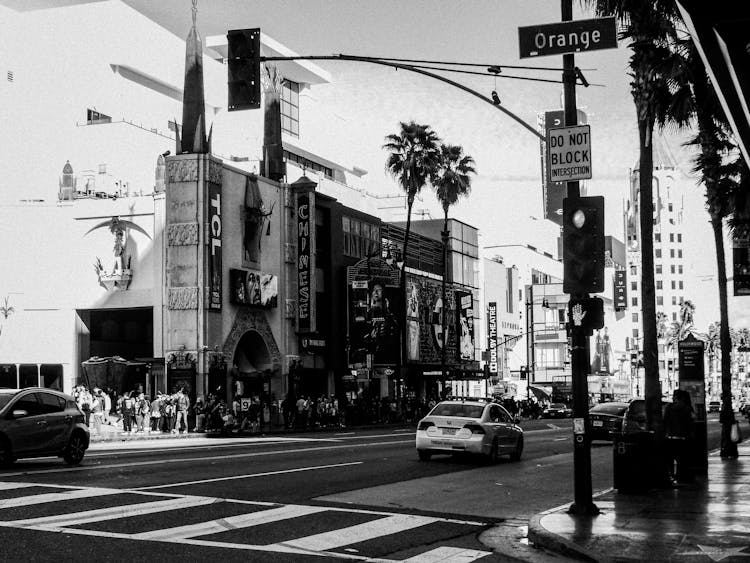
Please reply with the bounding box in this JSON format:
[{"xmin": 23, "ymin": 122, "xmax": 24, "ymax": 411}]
[
  {"xmin": 417, "ymin": 449, "xmax": 432, "ymax": 461},
  {"xmin": 0, "ymin": 436, "xmax": 14, "ymax": 467},
  {"xmin": 488, "ymin": 438, "xmax": 499, "ymax": 464},
  {"xmin": 63, "ymin": 433, "xmax": 87, "ymax": 465},
  {"xmin": 510, "ymin": 436, "xmax": 523, "ymax": 462}
]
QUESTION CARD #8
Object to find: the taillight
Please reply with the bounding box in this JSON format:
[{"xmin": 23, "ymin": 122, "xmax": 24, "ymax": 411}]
[
  {"xmin": 464, "ymin": 423, "xmax": 485, "ymax": 435},
  {"xmin": 418, "ymin": 421, "xmax": 435, "ymax": 431}
]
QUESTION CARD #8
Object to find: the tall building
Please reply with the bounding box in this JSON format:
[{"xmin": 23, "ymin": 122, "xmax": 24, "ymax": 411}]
[{"xmin": 625, "ymin": 136, "xmax": 688, "ymax": 395}]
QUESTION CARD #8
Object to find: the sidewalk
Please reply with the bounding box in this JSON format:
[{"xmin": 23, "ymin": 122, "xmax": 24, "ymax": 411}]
[{"xmin": 528, "ymin": 441, "xmax": 750, "ymax": 562}]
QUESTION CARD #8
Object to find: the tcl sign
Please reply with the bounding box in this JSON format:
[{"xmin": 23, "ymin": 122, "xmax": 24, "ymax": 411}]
[{"xmin": 207, "ymin": 185, "xmax": 222, "ymax": 310}]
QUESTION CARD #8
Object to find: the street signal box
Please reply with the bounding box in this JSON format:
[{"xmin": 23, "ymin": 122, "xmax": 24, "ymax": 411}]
[
  {"xmin": 227, "ymin": 28, "xmax": 261, "ymax": 111},
  {"xmin": 563, "ymin": 196, "xmax": 605, "ymax": 294}
]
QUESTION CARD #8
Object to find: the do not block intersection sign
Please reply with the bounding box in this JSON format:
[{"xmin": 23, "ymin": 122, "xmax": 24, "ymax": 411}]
[{"xmin": 547, "ymin": 124, "xmax": 591, "ymax": 182}]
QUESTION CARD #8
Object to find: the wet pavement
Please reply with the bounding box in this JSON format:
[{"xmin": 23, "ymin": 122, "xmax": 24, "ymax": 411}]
[{"xmin": 527, "ymin": 441, "xmax": 750, "ymax": 562}]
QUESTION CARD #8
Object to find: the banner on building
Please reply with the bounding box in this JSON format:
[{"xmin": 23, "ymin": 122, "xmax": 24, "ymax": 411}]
[
  {"xmin": 456, "ymin": 290, "xmax": 475, "ymax": 361},
  {"xmin": 487, "ymin": 302, "xmax": 498, "ymax": 374},
  {"xmin": 206, "ymin": 183, "xmax": 222, "ymax": 310},
  {"xmin": 229, "ymin": 269, "xmax": 278, "ymax": 308},
  {"xmin": 613, "ymin": 269, "xmax": 627, "ymax": 310},
  {"xmin": 296, "ymin": 190, "xmax": 316, "ymax": 331},
  {"xmin": 734, "ymin": 234, "xmax": 750, "ymax": 296},
  {"xmin": 347, "ymin": 280, "xmax": 401, "ymax": 366}
]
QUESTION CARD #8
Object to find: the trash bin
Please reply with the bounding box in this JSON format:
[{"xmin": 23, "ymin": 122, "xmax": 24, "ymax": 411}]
[{"xmin": 613, "ymin": 431, "xmax": 655, "ymax": 493}]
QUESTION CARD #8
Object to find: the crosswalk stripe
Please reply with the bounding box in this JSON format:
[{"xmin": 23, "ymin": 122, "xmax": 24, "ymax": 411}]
[
  {"xmin": 400, "ymin": 546, "xmax": 492, "ymax": 562},
  {"xmin": 0, "ymin": 487, "xmax": 125, "ymax": 509},
  {"xmin": 9, "ymin": 495, "xmax": 216, "ymax": 527},
  {"xmin": 133, "ymin": 504, "xmax": 329, "ymax": 540},
  {"xmin": 281, "ymin": 513, "xmax": 438, "ymax": 551},
  {"xmin": 0, "ymin": 482, "xmax": 37, "ymax": 491}
]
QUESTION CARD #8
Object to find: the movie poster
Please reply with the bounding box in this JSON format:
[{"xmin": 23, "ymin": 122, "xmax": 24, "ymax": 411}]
[
  {"xmin": 456, "ymin": 290, "xmax": 475, "ymax": 361},
  {"xmin": 348, "ymin": 280, "xmax": 401, "ymax": 366},
  {"xmin": 230, "ymin": 269, "xmax": 278, "ymax": 308}
]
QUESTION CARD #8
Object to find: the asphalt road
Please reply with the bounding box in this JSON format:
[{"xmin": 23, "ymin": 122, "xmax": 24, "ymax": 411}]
[{"xmin": 0, "ymin": 415, "xmax": 728, "ymax": 562}]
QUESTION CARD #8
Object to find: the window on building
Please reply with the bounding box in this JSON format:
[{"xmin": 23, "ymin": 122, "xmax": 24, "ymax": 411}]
[
  {"xmin": 281, "ymin": 80, "xmax": 300, "ymax": 137},
  {"xmin": 655, "ymin": 248, "xmax": 662, "ymax": 258},
  {"xmin": 655, "ymin": 233, "xmax": 661, "ymax": 243},
  {"xmin": 671, "ymin": 265, "xmax": 675, "ymax": 274},
  {"xmin": 632, "ymin": 297, "xmax": 638, "ymax": 306},
  {"xmin": 678, "ymin": 265, "xmax": 683, "ymax": 274},
  {"xmin": 679, "ymin": 280, "xmax": 683, "ymax": 290},
  {"xmin": 630, "ymin": 265, "xmax": 637, "ymax": 275},
  {"xmin": 669, "ymin": 249, "xmax": 674, "ymax": 258},
  {"xmin": 672, "ymin": 312, "xmax": 677, "ymax": 321},
  {"xmin": 656, "ymin": 265, "xmax": 662, "ymax": 274},
  {"xmin": 656, "ymin": 280, "xmax": 662, "ymax": 290},
  {"xmin": 657, "ymin": 296, "xmax": 663, "ymax": 306},
  {"xmin": 669, "ymin": 233, "xmax": 674, "ymax": 242},
  {"xmin": 343, "ymin": 216, "xmax": 379, "ymax": 259},
  {"xmin": 283, "ymin": 150, "xmax": 333, "ymax": 179},
  {"xmin": 672, "ymin": 296, "xmax": 677, "ymax": 305},
  {"xmin": 631, "ymin": 281, "xmax": 637, "ymax": 291},
  {"xmin": 632, "ymin": 312, "xmax": 639, "ymax": 322},
  {"xmin": 678, "ymin": 249, "xmax": 683, "ymax": 258},
  {"xmin": 87, "ymin": 109, "xmax": 111, "ymax": 124},
  {"xmin": 671, "ymin": 280, "xmax": 676, "ymax": 290},
  {"xmin": 677, "ymin": 233, "xmax": 682, "ymax": 243},
  {"xmin": 669, "ymin": 203, "xmax": 673, "ymax": 212},
  {"xmin": 633, "ymin": 328, "xmax": 639, "ymax": 339}
]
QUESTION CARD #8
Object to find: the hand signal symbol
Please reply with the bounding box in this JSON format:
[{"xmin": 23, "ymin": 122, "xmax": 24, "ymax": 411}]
[{"xmin": 572, "ymin": 303, "xmax": 587, "ymax": 326}]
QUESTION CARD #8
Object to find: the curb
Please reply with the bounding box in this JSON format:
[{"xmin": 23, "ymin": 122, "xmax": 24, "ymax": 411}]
[{"xmin": 527, "ymin": 514, "xmax": 601, "ymax": 563}]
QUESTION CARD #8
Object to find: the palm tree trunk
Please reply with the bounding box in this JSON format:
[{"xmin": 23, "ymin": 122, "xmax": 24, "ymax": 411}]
[
  {"xmin": 400, "ymin": 190, "xmax": 415, "ymax": 401},
  {"xmin": 441, "ymin": 209, "xmax": 448, "ymax": 383},
  {"xmin": 638, "ymin": 117, "xmax": 662, "ymax": 434},
  {"xmin": 714, "ymin": 214, "xmax": 738, "ymax": 457}
]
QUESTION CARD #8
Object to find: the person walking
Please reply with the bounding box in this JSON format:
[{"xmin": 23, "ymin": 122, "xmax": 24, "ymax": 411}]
[
  {"xmin": 193, "ymin": 397, "xmax": 206, "ymax": 432},
  {"xmin": 135, "ymin": 392, "xmax": 150, "ymax": 433},
  {"xmin": 90, "ymin": 389, "xmax": 104, "ymax": 435},
  {"xmin": 121, "ymin": 391, "xmax": 136, "ymax": 434},
  {"xmin": 150, "ymin": 393, "xmax": 162, "ymax": 432},
  {"xmin": 174, "ymin": 387, "xmax": 190, "ymax": 434}
]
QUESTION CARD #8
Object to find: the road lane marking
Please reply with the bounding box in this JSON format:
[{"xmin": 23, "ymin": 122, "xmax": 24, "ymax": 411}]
[
  {"xmin": 0, "ymin": 441, "xmax": 410, "ymax": 477},
  {"xmin": 10, "ymin": 495, "xmax": 216, "ymax": 527},
  {"xmin": 0, "ymin": 482, "xmax": 37, "ymax": 491},
  {"xmin": 281, "ymin": 513, "xmax": 438, "ymax": 551},
  {"xmin": 133, "ymin": 504, "xmax": 328, "ymax": 540},
  {"xmin": 133, "ymin": 461, "xmax": 364, "ymax": 490},
  {"xmin": 401, "ymin": 546, "xmax": 492, "ymax": 562},
  {"xmin": 0, "ymin": 486, "xmax": 125, "ymax": 509}
]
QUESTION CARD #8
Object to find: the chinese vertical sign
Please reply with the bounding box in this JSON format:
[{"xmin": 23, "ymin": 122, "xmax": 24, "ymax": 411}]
[{"xmin": 296, "ymin": 190, "xmax": 316, "ymax": 331}]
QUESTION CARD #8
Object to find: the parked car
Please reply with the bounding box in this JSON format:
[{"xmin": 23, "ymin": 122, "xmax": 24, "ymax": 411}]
[
  {"xmin": 415, "ymin": 399, "xmax": 523, "ymax": 463},
  {"xmin": 0, "ymin": 388, "xmax": 90, "ymax": 466},
  {"xmin": 589, "ymin": 402, "xmax": 629, "ymax": 441},
  {"xmin": 542, "ymin": 403, "xmax": 573, "ymax": 419},
  {"xmin": 708, "ymin": 400, "xmax": 721, "ymax": 413},
  {"xmin": 621, "ymin": 398, "xmax": 672, "ymax": 434}
]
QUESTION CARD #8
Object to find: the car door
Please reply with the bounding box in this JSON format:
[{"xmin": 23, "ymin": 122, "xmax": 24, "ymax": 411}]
[
  {"xmin": 497, "ymin": 406, "xmax": 520, "ymax": 451},
  {"xmin": 38, "ymin": 391, "xmax": 70, "ymax": 452},
  {"xmin": 6, "ymin": 392, "xmax": 46, "ymax": 455},
  {"xmin": 487, "ymin": 405, "xmax": 511, "ymax": 448}
]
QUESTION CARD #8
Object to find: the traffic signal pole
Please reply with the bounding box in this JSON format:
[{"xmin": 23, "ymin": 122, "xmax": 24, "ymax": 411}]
[{"xmin": 562, "ymin": 0, "xmax": 598, "ymax": 516}]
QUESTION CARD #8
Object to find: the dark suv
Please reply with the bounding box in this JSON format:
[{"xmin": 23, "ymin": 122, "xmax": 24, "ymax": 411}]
[{"xmin": 0, "ymin": 388, "xmax": 90, "ymax": 466}]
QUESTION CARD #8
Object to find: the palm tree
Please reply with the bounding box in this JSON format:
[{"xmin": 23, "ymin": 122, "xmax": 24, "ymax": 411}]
[
  {"xmin": 666, "ymin": 301, "xmax": 695, "ymax": 351},
  {"xmin": 383, "ymin": 122, "xmax": 441, "ymax": 389},
  {"xmin": 702, "ymin": 322, "xmax": 720, "ymax": 379},
  {"xmin": 585, "ymin": 0, "xmax": 685, "ymax": 438},
  {"xmin": 433, "ymin": 144, "xmax": 476, "ymax": 380},
  {"xmin": 0, "ymin": 296, "xmax": 14, "ymax": 320}
]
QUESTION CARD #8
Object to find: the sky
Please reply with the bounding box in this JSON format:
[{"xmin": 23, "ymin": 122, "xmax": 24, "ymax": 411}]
[{"xmin": 13, "ymin": 0, "xmax": 745, "ymax": 331}]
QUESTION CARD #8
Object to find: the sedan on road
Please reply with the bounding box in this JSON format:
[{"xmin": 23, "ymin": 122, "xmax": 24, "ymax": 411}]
[
  {"xmin": 0, "ymin": 387, "xmax": 89, "ymax": 466},
  {"xmin": 415, "ymin": 399, "xmax": 523, "ymax": 463},
  {"xmin": 543, "ymin": 403, "xmax": 573, "ymax": 419},
  {"xmin": 589, "ymin": 402, "xmax": 629, "ymax": 441}
]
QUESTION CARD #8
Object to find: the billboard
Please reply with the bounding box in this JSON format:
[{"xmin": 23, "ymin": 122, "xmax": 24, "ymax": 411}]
[
  {"xmin": 229, "ymin": 269, "xmax": 278, "ymax": 308},
  {"xmin": 487, "ymin": 302, "xmax": 498, "ymax": 374},
  {"xmin": 348, "ymin": 280, "xmax": 401, "ymax": 366},
  {"xmin": 734, "ymin": 234, "xmax": 750, "ymax": 296},
  {"xmin": 456, "ymin": 290, "xmax": 475, "ymax": 361}
]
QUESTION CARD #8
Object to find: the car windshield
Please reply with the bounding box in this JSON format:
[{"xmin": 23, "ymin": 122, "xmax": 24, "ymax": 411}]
[
  {"xmin": 550, "ymin": 403, "xmax": 566, "ymax": 409},
  {"xmin": 590, "ymin": 403, "xmax": 628, "ymax": 415},
  {"xmin": 430, "ymin": 403, "xmax": 484, "ymax": 418}
]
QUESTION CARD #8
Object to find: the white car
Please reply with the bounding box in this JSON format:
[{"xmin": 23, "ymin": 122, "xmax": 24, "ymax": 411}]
[{"xmin": 415, "ymin": 399, "xmax": 523, "ymax": 463}]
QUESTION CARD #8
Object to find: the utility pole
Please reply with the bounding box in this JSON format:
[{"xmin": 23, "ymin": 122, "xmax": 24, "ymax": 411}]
[{"xmin": 562, "ymin": 0, "xmax": 598, "ymax": 516}]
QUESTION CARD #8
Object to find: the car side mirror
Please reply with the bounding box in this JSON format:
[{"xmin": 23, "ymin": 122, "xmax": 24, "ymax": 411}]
[{"xmin": 11, "ymin": 409, "xmax": 28, "ymax": 419}]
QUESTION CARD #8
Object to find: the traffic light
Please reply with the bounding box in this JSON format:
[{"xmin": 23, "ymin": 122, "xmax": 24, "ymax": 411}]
[
  {"xmin": 227, "ymin": 28, "xmax": 261, "ymax": 111},
  {"xmin": 563, "ymin": 196, "xmax": 605, "ymax": 294},
  {"xmin": 567, "ymin": 296, "xmax": 604, "ymax": 336}
]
